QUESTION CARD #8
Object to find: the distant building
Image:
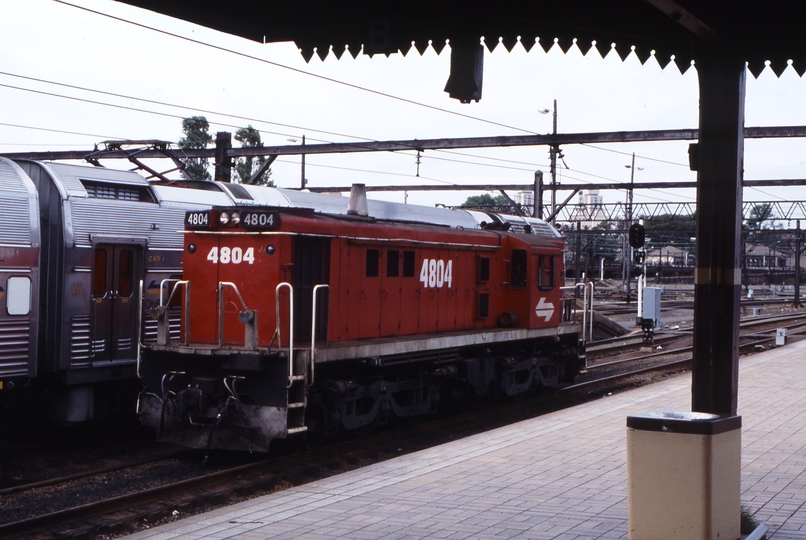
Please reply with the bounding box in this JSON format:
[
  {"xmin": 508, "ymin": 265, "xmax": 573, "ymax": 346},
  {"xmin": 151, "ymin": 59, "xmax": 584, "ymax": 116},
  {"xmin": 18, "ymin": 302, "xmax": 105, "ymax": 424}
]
[
  {"xmin": 744, "ymin": 244, "xmax": 788, "ymax": 268},
  {"xmin": 567, "ymin": 190, "xmax": 608, "ymax": 229},
  {"xmin": 515, "ymin": 190, "xmax": 534, "ymax": 208},
  {"xmin": 646, "ymin": 245, "xmax": 692, "ymax": 266}
]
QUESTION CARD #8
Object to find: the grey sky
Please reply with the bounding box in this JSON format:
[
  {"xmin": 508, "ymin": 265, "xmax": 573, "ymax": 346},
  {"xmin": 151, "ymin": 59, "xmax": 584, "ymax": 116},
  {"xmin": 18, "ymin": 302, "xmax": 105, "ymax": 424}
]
[{"xmin": 1, "ymin": 0, "xmax": 804, "ymax": 210}]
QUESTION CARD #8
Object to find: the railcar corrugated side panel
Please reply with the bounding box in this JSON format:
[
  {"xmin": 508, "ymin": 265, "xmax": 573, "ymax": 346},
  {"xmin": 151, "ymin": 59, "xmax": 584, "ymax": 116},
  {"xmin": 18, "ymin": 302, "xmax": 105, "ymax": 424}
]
[{"xmin": 0, "ymin": 158, "xmax": 40, "ymax": 381}]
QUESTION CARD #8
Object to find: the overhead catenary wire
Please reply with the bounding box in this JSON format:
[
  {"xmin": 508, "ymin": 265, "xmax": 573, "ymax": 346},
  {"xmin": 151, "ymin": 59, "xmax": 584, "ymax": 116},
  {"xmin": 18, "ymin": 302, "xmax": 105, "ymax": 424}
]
[
  {"xmin": 0, "ymin": 81, "xmax": 764, "ymax": 204},
  {"xmin": 0, "ymin": 120, "xmax": 122, "ymax": 141},
  {"xmin": 54, "ymin": 0, "xmax": 536, "ymax": 136},
  {"xmin": 0, "ymin": 5, "xmax": 768, "ymax": 198},
  {"xmin": 0, "ymin": 68, "xmax": 694, "ymax": 180},
  {"xmin": 0, "ymin": 72, "xmax": 553, "ymax": 174}
]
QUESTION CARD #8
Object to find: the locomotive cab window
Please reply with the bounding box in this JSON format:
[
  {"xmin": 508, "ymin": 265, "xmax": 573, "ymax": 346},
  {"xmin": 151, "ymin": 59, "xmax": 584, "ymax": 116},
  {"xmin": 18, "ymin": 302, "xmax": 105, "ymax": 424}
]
[
  {"xmin": 387, "ymin": 250, "xmax": 400, "ymax": 277},
  {"xmin": 477, "ymin": 256, "xmax": 490, "ymax": 283},
  {"xmin": 402, "ymin": 250, "xmax": 415, "ymax": 277},
  {"xmin": 538, "ymin": 255, "xmax": 556, "ymax": 290},
  {"xmin": 510, "ymin": 249, "xmax": 527, "ymax": 289},
  {"xmin": 366, "ymin": 249, "xmax": 380, "ymax": 277},
  {"xmin": 478, "ymin": 292, "xmax": 490, "ymax": 319},
  {"xmin": 6, "ymin": 276, "xmax": 31, "ymax": 316}
]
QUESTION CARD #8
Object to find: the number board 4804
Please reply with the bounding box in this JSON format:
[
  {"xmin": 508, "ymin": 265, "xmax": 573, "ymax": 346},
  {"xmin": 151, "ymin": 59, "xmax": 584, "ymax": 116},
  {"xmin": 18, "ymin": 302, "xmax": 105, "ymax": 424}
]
[
  {"xmin": 185, "ymin": 211, "xmax": 211, "ymax": 229},
  {"xmin": 241, "ymin": 210, "xmax": 280, "ymax": 230}
]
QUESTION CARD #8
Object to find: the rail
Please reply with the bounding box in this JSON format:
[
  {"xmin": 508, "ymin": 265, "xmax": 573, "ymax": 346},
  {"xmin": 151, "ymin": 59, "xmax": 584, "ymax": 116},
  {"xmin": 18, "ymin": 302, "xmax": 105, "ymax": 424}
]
[{"xmin": 310, "ymin": 284, "xmax": 329, "ymax": 384}]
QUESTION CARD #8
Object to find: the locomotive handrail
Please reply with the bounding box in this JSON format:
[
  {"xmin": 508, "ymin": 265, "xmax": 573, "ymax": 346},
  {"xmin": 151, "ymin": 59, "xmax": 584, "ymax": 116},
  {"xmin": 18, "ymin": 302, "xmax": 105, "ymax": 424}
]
[
  {"xmin": 573, "ymin": 282, "xmax": 589, "ymax": 344},
  {"xmin": 137, "ymin": 279, "xmax": 144, "ymax": 378},
  {"xmin": 274, "ymin": 282, "xmax": 295, "ymax": 388},
  {"xmin": 560, "ymin": 283, "xmax": 593, "ymax": 344},
  {"xmin": 586, "ymin": 281, "xmax": 595, "ymax": 342},
  {"xmin": 218, "ymin": 282, "xmax": 257, "ymax": 350},
  {"xmin": 159, "ymin": 279, "xmax": 190, "ymax": 346},
  {"xmin": 574, "ymin": 281, "xmax": 594, "ymax": 344},
  {"xmin": 310, "ymin": 284, "xmax": 330, "ymax": 384}
]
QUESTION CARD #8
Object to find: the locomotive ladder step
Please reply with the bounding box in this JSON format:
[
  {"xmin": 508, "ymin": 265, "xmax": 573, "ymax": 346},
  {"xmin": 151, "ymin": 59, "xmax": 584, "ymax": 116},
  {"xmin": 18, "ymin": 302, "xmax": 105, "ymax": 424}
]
[
  {"xmin": 288, "ymin": 402, "xmax": 306, "ymax": 409},
  {"xmin": 287, "ymin": 426, "xmax": 308, "ymax": 434},
  {"xmin": 288, "ymin": 375, "xmax": 306, "ymax": 382}
]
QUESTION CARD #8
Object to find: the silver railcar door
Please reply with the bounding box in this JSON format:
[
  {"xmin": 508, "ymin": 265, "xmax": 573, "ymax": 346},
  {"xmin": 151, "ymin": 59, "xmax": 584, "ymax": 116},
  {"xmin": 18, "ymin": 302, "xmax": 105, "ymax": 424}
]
[{"xmin": 90, "ymin": 244, "xmax": 141, "ymax": 362}]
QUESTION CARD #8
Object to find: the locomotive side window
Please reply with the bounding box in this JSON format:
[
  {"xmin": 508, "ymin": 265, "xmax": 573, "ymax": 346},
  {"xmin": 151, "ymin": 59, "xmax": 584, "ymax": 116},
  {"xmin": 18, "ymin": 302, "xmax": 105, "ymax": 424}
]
[
  {"xmin": 92, "ymin": 248, "xmax": 108, "ymax": 297},
  {"xmin": 478, "ymin": 293, "xmax": 490, "ymax": 318},
  {"xmin": 366, "ymin": 249, "xmax": 380, "ymax": 277},
  {"xmin": 402, "ymin": 250, "xmax": 415, "ymax": 277},
  {"xmin": 387, "ymin": 250, "xmax": 400, "ymax": 277},
  {"xmin": 510, "ymin": 249, "xmax": 527, "ymax": 289},
  {"xmin": 6, "ymin": 276, "xmax": 31, "ymax": 316},
  {"xmin": 118, "ymin": 249, "xmax": 134, "ymax": 297},
  {"xmin": 538, "ymin": 255, "xmax": 556, "ymax": 290},
  {"xmin": 478, "ymin": 256, "xmax": 490, "ymax": 283}
]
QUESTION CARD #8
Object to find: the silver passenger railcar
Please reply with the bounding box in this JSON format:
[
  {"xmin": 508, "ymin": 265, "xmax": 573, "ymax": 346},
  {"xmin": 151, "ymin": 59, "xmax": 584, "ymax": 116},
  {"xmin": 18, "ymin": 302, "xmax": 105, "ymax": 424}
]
[
  {"xmin": 0, "ymin": 158, "xmax": 40, "ymax": 390},
  {"xmin": 1, "ymin": 161, "xmax": 237, "ymax": 423}
]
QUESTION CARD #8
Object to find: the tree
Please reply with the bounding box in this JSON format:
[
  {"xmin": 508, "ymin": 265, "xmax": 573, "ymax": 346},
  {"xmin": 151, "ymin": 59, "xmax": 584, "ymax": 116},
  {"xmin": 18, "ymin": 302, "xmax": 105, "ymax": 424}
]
[
  {"xmin": 233, "ymin": 125, "xmax": 273, "ymax": 186},
  {"xmin": 745, "ymin": 203, "xmax": 774, "ymax": 230},
  {"xmin": 641, "ymin": 212, "xmax": 696, "ymax": 249},
  {"xmin": 460, "ymin": 193, "xmax": 520, "ymax": 214},
  {"xmin": 178, "ymin": 116, "xmax": 213, "ymax": 180}
]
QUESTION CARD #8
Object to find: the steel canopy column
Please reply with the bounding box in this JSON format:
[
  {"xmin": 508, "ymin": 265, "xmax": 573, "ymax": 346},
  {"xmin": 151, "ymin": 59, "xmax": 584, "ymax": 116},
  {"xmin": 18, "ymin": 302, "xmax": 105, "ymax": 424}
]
[{"xmin": 691, "ymin": 52, "xmax": 746, "ymax": 415}]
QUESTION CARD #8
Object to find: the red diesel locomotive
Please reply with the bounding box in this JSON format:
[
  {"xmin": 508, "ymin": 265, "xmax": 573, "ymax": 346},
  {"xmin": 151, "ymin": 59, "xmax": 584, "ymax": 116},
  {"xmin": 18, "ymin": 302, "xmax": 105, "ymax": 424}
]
[{"xmin": 138, "ymin": 187, "xmax": 584, "ymax": 452}]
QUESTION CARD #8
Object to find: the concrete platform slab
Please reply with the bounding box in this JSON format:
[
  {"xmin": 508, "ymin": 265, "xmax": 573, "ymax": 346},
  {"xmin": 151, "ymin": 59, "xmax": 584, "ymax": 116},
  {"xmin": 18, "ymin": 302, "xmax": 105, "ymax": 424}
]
[{"xmin": 125, "ymin": 340, "xmax": 806, "ymax": 539}]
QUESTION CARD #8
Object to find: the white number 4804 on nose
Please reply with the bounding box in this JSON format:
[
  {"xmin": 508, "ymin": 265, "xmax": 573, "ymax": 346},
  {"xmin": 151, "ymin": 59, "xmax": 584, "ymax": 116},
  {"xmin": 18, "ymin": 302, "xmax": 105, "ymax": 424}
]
[
  {"xmin": 419, "ymin": 258, "xmax": 453, "ymax": 288},
  {"xmin": 206, "ymin": 246, "xmax": 255, "ymax": 265}
]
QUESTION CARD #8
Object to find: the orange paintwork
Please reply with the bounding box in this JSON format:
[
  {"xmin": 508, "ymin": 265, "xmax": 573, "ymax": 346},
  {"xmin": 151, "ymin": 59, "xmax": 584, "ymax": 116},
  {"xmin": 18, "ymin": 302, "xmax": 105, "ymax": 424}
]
[{"xmin": 182, "ymin": 209, "xmax": 566, "ymax": 349}]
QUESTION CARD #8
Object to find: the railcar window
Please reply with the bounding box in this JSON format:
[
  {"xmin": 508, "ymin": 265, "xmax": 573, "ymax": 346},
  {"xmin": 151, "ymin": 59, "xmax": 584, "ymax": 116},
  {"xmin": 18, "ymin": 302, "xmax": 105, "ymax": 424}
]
[
  {"xmin": 366, "ymin": 249, "xmax": 380, "ymax": 277},
  {"xmin": 92, "ymin": 249, "xmax": 107, "ymax": 298},
  {"xmin": 402, "ymin": 250, "xmax": 415, "ymax": 277},
  {"xmin": 510, "ymin": 249, "xmax": 527, "ymax": 288},
  {"xmin": 478, "ymin": 293, "xmax": 490, "ymax": 318},
  {"xmin": 538, "ymin": 255, "xmax": 556, "ymax": 290},
  {"xmin": 81, "ymin": 180, "xmax": 154, "ymax": 202},
  {"xmin": 6, "ymin": 276, "xmax": 31, "ymax": 316},
  {"xmin": 478, "ymin": 256, "xmax": 490, "ymax": 282},
  {"xmin": 387, "ymin": 250, "xmax": 400, "ymax": 277},
  {"xmin": 118, "ymin": 249, "xmax": 134, "ymax": 297}
]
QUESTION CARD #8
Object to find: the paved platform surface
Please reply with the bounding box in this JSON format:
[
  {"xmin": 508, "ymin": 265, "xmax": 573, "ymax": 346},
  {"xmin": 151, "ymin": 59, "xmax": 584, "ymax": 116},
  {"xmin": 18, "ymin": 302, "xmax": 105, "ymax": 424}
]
[{"xmin": 127, "ymin": 340, "xmax": 806, "ymax": 540}]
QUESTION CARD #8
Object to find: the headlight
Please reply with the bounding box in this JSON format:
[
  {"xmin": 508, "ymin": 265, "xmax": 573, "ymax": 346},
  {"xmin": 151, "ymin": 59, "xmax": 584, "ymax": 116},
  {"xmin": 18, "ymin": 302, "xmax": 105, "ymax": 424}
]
[
  {"xmin": 219, "ymin": 212, "xmax": 230, "ymax": 225},
  {"xmin": 231, "ymin": 212, "xmax": 241, "ymax": 226}
]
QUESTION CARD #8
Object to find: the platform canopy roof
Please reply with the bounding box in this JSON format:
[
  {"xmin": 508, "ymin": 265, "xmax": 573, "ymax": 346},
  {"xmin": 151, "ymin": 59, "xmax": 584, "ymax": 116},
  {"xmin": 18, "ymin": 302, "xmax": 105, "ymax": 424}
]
[{"xmin": 117, "ymin": 0, "xmax": 806, "ymax": 78}]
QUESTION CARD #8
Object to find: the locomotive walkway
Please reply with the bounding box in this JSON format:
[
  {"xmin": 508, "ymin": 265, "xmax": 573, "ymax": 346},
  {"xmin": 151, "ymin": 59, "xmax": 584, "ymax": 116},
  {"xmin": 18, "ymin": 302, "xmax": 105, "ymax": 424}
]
[{"xmin": 126, "ymin": 340, "xmax": 806, "ymax": 540}]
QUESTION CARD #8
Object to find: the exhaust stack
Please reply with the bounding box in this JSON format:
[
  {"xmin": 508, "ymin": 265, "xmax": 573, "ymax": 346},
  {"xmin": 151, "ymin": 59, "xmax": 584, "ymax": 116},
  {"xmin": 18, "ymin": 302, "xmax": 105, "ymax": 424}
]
[{"xmin": 347, "ymin": 183, "xmax": 369, "ymax": 216}]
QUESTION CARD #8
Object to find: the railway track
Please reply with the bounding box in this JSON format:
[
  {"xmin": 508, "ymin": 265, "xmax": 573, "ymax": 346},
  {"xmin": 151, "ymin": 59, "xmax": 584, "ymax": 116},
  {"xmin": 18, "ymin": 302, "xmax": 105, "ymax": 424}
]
[
  {"xmin": 586, "ymin": 310, "xmax": 806, "ymax": 359},
  {"xmin": 0, "ymin": 447, "xmax": 190, "ymax": 497},
  {"xmin": 4, "ymin": 313, "xmax": 804, "ymax": 539}
]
